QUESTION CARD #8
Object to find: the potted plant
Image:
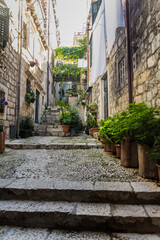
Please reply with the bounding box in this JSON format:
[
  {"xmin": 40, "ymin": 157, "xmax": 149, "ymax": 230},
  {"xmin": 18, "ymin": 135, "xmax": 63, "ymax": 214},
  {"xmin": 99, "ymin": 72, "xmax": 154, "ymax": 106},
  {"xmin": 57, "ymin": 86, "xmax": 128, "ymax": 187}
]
[
  {"xmin": 0, "ymin": 122, "xmax": 5, "ymax": 154},
  {"xmin": 19, "ymin": 116, "xmax": 34, "ymax": 138},
  {"xmin": 148, "ymin": 137, "xmax": 160, "ymax": 181},
  {"xmin": 121, "ymin": 103, "xmax": 160, "ymax": 178},
  {"xmin": 25, "ymin": 89, "xmax": 36, "ymax": 104},
  {"xmin": 85, "ymin": 102, "xmax": 99, "ymax": 135},
  {"xmin": 0, "ymin": 97, "xmax": 8, "ymax": 114}
]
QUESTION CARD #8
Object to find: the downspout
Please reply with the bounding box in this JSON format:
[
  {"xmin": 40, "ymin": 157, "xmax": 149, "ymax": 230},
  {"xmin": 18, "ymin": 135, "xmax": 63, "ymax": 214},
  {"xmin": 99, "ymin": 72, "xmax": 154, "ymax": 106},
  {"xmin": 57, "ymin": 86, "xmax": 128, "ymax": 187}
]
[
  {"xmin": 125, "ymin": 0, "xmax": 133, "ymax": 104},
  {"xmin": 87, "ymin": 22, "xmax": 90, "ymax": 89},
  {"xmin": 17, "ymin": 0, "xmax": 23, "ymax": 138},
  {"xmin": 47, "ymin": 0, "xmax": 50, "ymax": 106}
]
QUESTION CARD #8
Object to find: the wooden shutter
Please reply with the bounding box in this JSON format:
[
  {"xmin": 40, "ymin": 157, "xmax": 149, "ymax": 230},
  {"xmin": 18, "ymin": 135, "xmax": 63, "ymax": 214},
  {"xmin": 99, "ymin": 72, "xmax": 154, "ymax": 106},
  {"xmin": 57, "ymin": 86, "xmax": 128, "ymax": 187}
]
[
  {"xmin": 92, "ymin": 1, "xmax": 98, "ymax": 25},
  {"xmin": 0, "ymin": 2, "xmax": 9, "ymax": 48}
]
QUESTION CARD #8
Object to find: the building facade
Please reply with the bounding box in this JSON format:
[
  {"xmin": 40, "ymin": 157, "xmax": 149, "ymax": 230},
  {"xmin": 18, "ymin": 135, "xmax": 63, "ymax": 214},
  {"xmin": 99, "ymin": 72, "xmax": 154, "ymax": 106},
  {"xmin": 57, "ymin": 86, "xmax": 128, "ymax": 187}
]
[
  {"xmin": 0, "ymin": 0, "xmax": 60, "ymax": 137},
  {"xmin": 87, "ymin": 0, "xmax": 160, "ymax": 121}
]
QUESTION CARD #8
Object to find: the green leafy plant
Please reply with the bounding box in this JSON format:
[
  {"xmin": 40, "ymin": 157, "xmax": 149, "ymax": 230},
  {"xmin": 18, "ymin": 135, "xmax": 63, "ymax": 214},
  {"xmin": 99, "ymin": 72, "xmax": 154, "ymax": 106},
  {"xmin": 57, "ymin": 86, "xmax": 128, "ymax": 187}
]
[
  {"xmin": 57, "ymin": 100, "xmax": 80, "ymax": 126},
  {"xmin": 66, "ymin": 89, "xmax": 78, "ymax": 96},
  {"xmin": 0, "ymin": 122, "xmax": 3, "ymax": 132},
  {"xmin": 25, "ymin": 90, "xmax": 36, "ymax": 104},
  {"xmin": 148, "ymin": 137, "xmax": 160, "ymax": 164},
  {"xmin": 0, "ymin": 97, "xmax": 8, "ymax": 113},
  {"xmin": 53, "ymin": 63, "xmax": 80, "ymax": 81},
  {"xmin": 20, "ymin": 117, "xmax": 34, "ymax": 130}
]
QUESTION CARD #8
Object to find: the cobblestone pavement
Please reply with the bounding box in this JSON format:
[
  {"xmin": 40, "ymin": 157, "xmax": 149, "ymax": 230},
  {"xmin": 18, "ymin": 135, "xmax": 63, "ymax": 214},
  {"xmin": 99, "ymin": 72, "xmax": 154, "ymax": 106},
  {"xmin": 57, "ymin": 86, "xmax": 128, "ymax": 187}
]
[
  {"xmin": 0, "ymin": 227, "xmax": 160, "ymax": 240},
  {"xmin": 1, "ymin": 135, "xmax": 153, "ymax": 182}
]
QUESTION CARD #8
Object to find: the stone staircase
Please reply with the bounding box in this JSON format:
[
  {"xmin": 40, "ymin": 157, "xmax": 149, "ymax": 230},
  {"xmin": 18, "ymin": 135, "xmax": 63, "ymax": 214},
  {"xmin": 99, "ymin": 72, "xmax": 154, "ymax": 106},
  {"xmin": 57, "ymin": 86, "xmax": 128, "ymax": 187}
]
[
  {"xmin": 34, "ymin": 107, "xmax": 70, "ymax": 137},
  {"xmin": 0, "ymin": 178, "xmax": 160, "ymax": 234}
]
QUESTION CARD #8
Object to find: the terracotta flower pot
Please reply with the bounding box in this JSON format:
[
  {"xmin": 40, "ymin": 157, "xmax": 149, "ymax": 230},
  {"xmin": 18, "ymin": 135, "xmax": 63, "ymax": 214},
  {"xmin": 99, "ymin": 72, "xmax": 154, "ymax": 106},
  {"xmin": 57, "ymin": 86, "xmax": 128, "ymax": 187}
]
[
  {"xmin": 0, "ymin": 132, "xmax": 5, "ymax": 154},
  {"xmin": 104, "ymin": 144, "xmax": 111, "ymax": 152},
  {"xmin": 62, "ymin": 125, "xmax": 70, "ymax": 133},
  {"xmin": 91, "ymin": 128, "xmax": 99, "ymax": 135},
  {"xmin": 156, "ymin": 164, "xmax": 160, "ymax": 181},
  {"xmin": 69, "ymin": 94, "xmax": 72, "ymax": 97},
  {"xmin": 137, "ymin": 144, "xmax": 156, "ymax": 179},
  {"xmin": 109, "ymin": 143, "xmax": 116, "ymax": 154},
  {"xmin": 121, "ymin": 140, "xmax": 138, "ymax": 168},
  {"xmin": 115, "ymin": 144, "xmax": 121, "ymax": 158}
]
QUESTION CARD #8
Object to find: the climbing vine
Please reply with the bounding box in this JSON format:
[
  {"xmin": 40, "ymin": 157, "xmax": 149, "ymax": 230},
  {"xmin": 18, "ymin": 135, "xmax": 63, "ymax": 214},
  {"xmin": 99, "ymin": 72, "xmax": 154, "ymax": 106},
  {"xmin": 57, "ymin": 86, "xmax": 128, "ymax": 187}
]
[
  {"xmin": 53, "ymin": 35, "xmax": 87, "ymax": 81},
  {"xmin": 54, "ymin": 35, "xmax": 87, "ymax": 63}
]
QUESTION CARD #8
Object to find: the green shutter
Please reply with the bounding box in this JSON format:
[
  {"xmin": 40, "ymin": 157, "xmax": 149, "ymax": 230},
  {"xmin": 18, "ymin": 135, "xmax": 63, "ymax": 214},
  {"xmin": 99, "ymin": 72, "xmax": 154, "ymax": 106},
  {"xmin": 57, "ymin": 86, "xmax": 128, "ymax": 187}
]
[
  {"xmin": 89, "ymin": 34, "xmax": 93, "ymax": 67},
  {"xmin": 0, "ymin": 2, "xmax": 9, "ymax": 48},
  {"xmin": 92, "ymin": 1, "xmax": 98, "ymax": 25}
]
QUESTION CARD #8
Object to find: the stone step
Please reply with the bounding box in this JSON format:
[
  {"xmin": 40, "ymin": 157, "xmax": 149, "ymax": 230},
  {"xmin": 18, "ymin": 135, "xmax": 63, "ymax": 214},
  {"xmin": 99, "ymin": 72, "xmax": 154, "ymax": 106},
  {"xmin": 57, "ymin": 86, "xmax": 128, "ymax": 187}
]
[
  {"xmin": 0, "ymin": 228, "xmax": 160, "ymax": 240},
  {"xmin": 0, "ymin": 200, "xmax": 159, "ymax": 233},
  {"xmin": 0, "ymin": 179, "xmax": 159, "ymax": 205},
  {"xmin": 5, "ymin": 142, "xmax": 103, "ymax": 150}
]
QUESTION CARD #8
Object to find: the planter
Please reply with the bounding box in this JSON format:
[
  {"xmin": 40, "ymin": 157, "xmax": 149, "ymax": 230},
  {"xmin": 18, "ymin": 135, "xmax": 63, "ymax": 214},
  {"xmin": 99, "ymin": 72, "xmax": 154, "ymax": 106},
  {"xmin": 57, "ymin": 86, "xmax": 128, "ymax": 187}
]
[
  {"xmin": 115, "ymin": 144, "xmax": 121, "ymax": 158},
  {"xmin": 19, "ymin": 130, "xmax": 32, "ymax": 138},
  {"xmin": 62, "ymin": 124, "xmax": 70, "ymax": 133},
  {"xmin": 90, "ymin": 128, "xmax": 99, "ymax": 135},
  {"xmin": 137, "ymin": 144, "xmax": 156, "ymax": 179},
  {"xmin": 121, "ymin": 140, "xmax": 138, "ymax": 168},
  {"xmin": 156, "ymin": 164, "xmax": 160, "ymax": 181},
  {"xmin": 104, "ymin": 144, "xmax": 110, "ymax": 152},
  {"xmin": 0, "ymin": 131, "xmax": 5, "ymax": 154},
  {"xmin": 109, "ymin": 143, "xmax": 116, "ymax": 154},
  {"xmin": 70, "ymin": 127, "xmax": 76, "ymax": 136},
  {"xmin": 69, "ymin": 94, "xmax": 73, "ymax": 97}
]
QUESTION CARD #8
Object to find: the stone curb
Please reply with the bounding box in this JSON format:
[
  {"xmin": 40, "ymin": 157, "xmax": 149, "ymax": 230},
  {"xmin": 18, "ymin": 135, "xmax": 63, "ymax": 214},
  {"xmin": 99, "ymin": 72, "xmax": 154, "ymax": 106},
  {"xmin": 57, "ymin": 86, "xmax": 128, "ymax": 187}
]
[
  {"xmin": 5, "ymin": 143, "xmax": 103, "ymax": 150},
  {"xmin": 0, "ymin": 179, "xmax": 159, "ymax": 204},
  {"xmin": 0, "ymin": 200, "xmax": 159, "ymax": 233}
]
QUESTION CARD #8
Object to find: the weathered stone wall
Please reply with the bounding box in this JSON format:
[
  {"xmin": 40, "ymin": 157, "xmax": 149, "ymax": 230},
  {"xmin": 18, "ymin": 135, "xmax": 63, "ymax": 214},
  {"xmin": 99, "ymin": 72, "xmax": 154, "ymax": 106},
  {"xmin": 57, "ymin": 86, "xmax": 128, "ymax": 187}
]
[
  {"xmin": 108, "ymin": 28, "xmax": 129, "ymax": 116},
  {"xmin": 130, "ymin": 0, "xmax": 160, "ymax": 107},
  {"xmin": 0, "ymin": 40, "xmax": 19, "ymax": 136},
  {"xmin": 107, "ymin": 0, "xmax": 160, "ymax": 117}
]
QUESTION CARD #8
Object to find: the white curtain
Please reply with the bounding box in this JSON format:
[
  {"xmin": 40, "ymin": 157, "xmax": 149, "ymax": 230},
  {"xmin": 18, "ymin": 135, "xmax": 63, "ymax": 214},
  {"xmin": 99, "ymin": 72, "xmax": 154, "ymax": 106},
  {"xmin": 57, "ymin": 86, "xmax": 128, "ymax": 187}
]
[
  {"xmin": 92, "ymin": 0, "xmax": 106, "ymax": 84},
  {"xmin": 104, "ymin": 0, "xmax": 125, "ymax": 54}
]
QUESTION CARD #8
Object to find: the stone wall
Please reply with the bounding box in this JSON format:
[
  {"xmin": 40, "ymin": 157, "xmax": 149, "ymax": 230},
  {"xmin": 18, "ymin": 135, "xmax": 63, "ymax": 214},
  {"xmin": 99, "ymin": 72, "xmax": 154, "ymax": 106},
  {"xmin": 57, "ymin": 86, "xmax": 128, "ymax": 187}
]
[
  {"xmin": 0, "ymin": 40, "xmax": 19, "ymax": 137},
  {"xmin": 105, "ymin": 0, "xmax": 160, "ymax": 117},
  {"xmin": 130, "ymin": 0, "xmax": 160, "ymax": 107}
]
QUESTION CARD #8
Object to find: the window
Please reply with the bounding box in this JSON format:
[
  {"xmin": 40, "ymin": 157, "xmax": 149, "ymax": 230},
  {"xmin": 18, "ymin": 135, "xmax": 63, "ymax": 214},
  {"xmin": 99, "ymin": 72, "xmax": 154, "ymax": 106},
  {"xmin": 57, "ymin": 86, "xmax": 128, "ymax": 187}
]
[
  {"xmin": 118, "ymin": 58, "xmax": 125, "ymax": 86},
  {"xmin": 26, "ymin": 79, "xmax": 31, "ymax": 93},
  {"xmin": 92, "ymin": 0, "xmax": 102, "ymax": 25},
  {"xmin": 23, "ymin": 22, "xmax": 27, "ymax": 49},
  {"xmin": 89, "ymin": 34, "xmax": 93, "ymax": 67}
]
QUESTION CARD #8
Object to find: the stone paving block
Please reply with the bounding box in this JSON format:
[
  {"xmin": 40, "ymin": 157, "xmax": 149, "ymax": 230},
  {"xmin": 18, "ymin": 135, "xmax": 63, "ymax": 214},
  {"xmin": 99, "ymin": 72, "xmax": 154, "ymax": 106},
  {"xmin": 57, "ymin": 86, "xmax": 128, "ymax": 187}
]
[
  {"xmin": 1, "ymin": 227, "xmax": 49, "ymax": 240},
  {"xmin": 8, "ymin": 179, "xmax": 55, "ymax": 190},
  {"xmin": 112, "ymin": 204, "xmax": 147, "ymax": 217},
  {"xmin": 63, "ymin": 143, "xmax": 74, "ymax": 149},
  {"xmin": 87, "ymin": 143, "xmax": 94, "ymax": 149},
  {"xmin": 0, "ymin": 200, "xmax": 38, "ymax": 212},
  {"xmin": 53, "ymin": 180, "xmax": 94, "ymax": 190},
  {"xmin": 46, "ymin": 143, "xmax": 58, "ymax": 149},
  {"xmin": 0, "ymin": 178, "xmax": 15, "ymax": 188},
  {"xmin": 0, "ymin": 226, "xmax": 8, "ymax": 237},
  {"xmin": 131, "ymin": 182, "xmax": 160, "ymax": 203},
  {"xmin": 76, "ymin": 203, "xmax": 111, "ymax": 216},
  {"xmin": 112, "ymin": 233, "xmax": 160, "ymax": 240},
  {"xmin": 47, "ymin": 230, "xmax": 111, "ymax": 240},
  {"xmin": 144, "ymin": 205, "xmax": 160, "ymax": 228},
  {"xmin": 94, "ymin": 181, "xmax": 132, "ymax": 191},
  {"xmin": 38, "ymin": 201, "xmax": 75, "ymax": 213},
  {"xmin": 73, "ymin": 143, "xmax": 86, "ymax": 149}
]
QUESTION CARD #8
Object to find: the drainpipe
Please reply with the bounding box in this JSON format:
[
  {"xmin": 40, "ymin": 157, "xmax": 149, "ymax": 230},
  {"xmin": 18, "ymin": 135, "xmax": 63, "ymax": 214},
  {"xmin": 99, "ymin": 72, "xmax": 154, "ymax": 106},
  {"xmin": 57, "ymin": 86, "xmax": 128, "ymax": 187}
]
[
  {"xmin": 47, "ymin": 0, "xmax": 50, "ymax": 106},
  {"xmin": 125, "ymin": 0, "xmax": 133, "ymax": 104},
  {"xmin": 17, "ymin": 0, "xmax": 23, "ymax": 138},
  {"xmin": 87, "ymin": 22, "xmax": 90, "ymax": 89}
]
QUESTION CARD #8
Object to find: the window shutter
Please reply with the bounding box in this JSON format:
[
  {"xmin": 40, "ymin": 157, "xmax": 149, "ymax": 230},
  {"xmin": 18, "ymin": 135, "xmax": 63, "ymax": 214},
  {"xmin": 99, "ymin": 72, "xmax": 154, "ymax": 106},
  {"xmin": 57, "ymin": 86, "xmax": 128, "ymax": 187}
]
[
  {"xmin": 92, "ymin": 1, "xmax": 98, "ymax": 25},
  {"xmin": 0, "ymin": 2, "xmax": 9, "ymax": 48}
]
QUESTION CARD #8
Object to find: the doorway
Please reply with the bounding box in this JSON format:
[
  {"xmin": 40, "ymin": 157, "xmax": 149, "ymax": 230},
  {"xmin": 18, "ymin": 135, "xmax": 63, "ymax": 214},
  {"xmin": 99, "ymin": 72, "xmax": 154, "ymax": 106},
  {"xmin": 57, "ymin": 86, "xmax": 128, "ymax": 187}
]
[{"xmin": 35, "ymin": 89, "xmax": 40, "ymax": 124}]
